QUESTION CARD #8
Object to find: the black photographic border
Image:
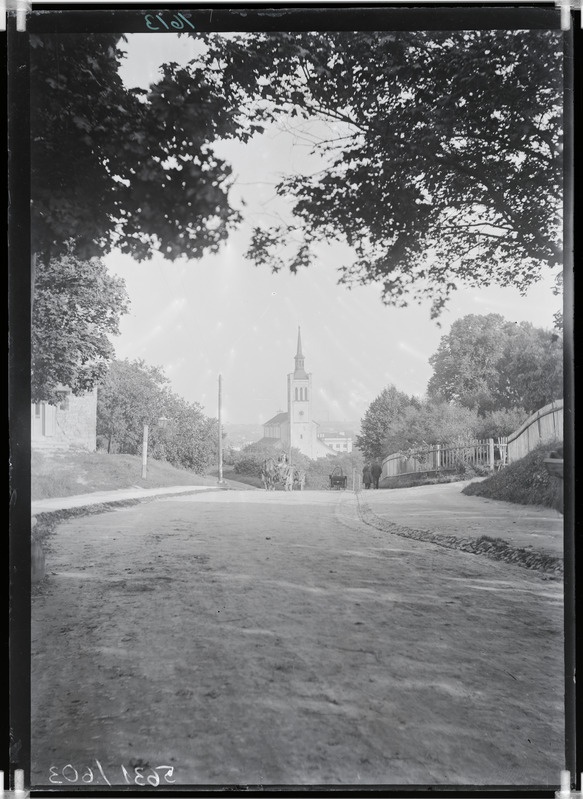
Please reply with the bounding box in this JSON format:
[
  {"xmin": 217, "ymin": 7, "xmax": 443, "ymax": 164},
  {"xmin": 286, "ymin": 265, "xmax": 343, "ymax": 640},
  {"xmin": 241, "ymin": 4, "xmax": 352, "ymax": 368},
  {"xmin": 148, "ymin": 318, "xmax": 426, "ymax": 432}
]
[{"xmin": 6, "ymin": 2, "xmax": 580, "ymax": 796}]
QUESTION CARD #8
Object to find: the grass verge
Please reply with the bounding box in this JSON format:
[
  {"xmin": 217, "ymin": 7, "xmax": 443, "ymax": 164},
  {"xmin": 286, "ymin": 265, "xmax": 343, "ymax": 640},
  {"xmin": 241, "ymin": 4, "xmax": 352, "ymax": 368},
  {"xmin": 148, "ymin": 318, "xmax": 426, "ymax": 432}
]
[
  {"xmin": 31, "ymin": 449, "xmax": 221, "ymax": 501},
  {"xmin": 461, "ymin": 442, "xmax": 563, "ymax": 513}
]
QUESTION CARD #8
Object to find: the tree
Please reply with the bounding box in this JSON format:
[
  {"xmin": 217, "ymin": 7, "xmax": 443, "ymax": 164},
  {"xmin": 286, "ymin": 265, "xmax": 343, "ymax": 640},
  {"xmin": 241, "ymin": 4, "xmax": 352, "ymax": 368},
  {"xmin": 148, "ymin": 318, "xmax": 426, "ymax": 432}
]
[
  {"xmin": 199, "ymin": 29, "xmax": 562, "ymax": 315},
  {"xmin": 30, "ymin": 33, "xmax": 263, "ymax": 268},
  {"xmin": 96, "ymin": 358, "xmax": 169, "ymax": 454},
  {"xmin": 498, "ymin": 322, "xmax": 564, "ymax": 414},
  {"xmin": 381, "ymin": 401, "xmax": 529, "ymax": 455},
  {"xmin": 473, "ymin": 407, "xmax": 529, "ymax": 440},
  {"xmin": 356, "ymin": 385, "xmax": 419, "ymax": 460},
  {"xmin": 149, "ymin": 392, "xmax": 219, "ymax": 475},
  {"xmin": 382, "ymin": 401, "xmax": 482, "ymax": 454},
  {"xmin": 427, "ymin": 314, "xmax": 563, "ymax": 414},
  {"xmin": 30, "ymin": 29, "xmax": 563, "ymax": 317},
  {"xmin": 97, "ymin": 359, "xmax": 219, "ymax": 473},
  {"xmin": 233, "ymin": 438, "xmax": 290, "ymax": 473},
  {"xmin": 31, "ymin": 252, "xmax": 129, "ymax": 403}
]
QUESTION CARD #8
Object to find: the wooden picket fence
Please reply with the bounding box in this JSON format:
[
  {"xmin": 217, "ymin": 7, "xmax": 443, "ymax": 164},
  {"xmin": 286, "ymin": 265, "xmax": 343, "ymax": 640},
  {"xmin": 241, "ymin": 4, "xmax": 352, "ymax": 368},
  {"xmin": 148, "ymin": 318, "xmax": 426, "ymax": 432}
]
[
  {"xmin": 381, "ymin": 399, "xmax": 563, "ymax": 479},
  {"xmin": 382, "ymin": 438, "xmax": 505, "ymax": 478},
  {"xmin": 505, "ymin": 399, "xmax": 563, "ymax": 463}
]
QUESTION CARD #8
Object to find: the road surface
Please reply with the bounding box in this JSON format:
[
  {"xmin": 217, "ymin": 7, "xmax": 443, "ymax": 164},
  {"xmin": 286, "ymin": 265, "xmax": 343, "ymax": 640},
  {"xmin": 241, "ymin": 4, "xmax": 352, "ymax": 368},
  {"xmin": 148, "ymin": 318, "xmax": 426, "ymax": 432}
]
[{"xmin": 31, "ymin": 489, "xmax": 564, "ymax": 788}]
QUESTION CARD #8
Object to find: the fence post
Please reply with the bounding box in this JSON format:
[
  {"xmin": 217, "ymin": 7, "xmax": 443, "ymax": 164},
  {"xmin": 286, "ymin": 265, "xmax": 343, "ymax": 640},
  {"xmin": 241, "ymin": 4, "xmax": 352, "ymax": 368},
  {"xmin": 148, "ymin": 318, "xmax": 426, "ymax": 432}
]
[
  {"xmin": 435, "ymin": 444, "xmax": 441, "ymax": 470},
  {"xmin": 488, "ymin": 438, "xmax": 495, "ymax": 471}
]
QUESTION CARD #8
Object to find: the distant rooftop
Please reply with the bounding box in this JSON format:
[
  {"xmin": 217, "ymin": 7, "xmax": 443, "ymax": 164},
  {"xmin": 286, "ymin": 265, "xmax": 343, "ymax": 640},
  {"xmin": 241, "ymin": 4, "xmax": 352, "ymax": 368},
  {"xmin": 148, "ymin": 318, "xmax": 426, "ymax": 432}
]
[{"xmin": 264, "ymin": 411, "xmax": 289, "ymax": 426}]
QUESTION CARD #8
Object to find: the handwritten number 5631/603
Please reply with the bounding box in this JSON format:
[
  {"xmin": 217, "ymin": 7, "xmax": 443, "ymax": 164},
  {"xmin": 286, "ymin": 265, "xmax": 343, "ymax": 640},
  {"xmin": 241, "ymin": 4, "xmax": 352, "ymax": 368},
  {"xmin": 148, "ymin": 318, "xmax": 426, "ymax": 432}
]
[
  {"xmin": 145, "ymin": 12, "xmax": 195, "ymax": 31},
  {"xmin": 49, "ymin": 763, "xmax": 176, "ymax": 785}
]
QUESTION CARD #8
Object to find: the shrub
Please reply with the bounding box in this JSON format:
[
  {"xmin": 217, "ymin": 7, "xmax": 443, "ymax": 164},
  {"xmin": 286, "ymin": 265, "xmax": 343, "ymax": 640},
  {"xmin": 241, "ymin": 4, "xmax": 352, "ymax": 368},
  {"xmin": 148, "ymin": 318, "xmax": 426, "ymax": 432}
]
[{"xmin": 232, "ymin": 440, "xmax": 288, "ymax": 476}]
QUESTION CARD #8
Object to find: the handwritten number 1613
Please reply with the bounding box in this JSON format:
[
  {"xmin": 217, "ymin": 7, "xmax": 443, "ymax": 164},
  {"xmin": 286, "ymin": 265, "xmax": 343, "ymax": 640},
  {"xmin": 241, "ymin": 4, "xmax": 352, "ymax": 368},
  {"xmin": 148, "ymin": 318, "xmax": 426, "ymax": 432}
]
[{"xmin": 145, "ymin": 12, "xmax": 195, "ymax": 31}]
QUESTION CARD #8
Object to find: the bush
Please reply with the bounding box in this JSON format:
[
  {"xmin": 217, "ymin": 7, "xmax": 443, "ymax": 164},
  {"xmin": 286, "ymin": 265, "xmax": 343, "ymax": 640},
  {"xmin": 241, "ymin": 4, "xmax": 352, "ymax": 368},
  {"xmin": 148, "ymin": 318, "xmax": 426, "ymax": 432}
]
[
  {"xmin": 474, "ymin": 407, "xmax": 529, "ymax": 439},
  {"xmin": 462, "ymin": 441, "xmax": 563, "ymax": 512},
  {"xmin": 232, "ymin": 439, "xmax": 288, "ymax": 476},
  {"xmin": 232, "ymin": 441, "xmax": 363, "ymax": 490}
]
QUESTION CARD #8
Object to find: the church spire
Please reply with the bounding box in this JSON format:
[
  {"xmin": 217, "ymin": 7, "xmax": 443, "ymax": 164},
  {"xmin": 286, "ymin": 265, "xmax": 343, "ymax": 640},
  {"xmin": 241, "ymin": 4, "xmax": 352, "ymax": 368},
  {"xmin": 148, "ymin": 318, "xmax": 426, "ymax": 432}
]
[
  {"xmin": 294, "ymin": 326, "xmax": 307, "ymax": 378},
  {"xmin": 296, "ymin": 327, "xmax": 304, "ymax": 359}
]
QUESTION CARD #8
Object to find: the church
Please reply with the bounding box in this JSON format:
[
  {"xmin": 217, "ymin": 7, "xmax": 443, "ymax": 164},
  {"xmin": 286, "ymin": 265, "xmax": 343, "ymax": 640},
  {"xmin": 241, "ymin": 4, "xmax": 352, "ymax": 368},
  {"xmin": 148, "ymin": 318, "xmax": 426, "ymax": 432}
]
[{"xmin": 261, "ymin": 328, "xmax": 334, "ymax": 460}]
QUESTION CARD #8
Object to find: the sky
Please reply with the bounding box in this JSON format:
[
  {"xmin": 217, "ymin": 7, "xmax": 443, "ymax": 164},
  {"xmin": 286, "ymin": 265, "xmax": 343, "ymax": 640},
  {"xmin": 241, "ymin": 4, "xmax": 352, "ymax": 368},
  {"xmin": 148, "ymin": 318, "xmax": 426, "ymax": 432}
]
[{"xmin": 103, "ymin": 32, "xmax": 562, "ymax": 427}]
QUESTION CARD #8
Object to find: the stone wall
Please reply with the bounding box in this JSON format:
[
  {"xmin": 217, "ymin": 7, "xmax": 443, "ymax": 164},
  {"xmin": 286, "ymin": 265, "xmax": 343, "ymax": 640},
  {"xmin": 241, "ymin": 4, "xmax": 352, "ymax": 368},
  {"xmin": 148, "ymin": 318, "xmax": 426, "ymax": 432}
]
[{"xmin": 31, "ymin": 389, "xmax": 97, "ymax": 451}]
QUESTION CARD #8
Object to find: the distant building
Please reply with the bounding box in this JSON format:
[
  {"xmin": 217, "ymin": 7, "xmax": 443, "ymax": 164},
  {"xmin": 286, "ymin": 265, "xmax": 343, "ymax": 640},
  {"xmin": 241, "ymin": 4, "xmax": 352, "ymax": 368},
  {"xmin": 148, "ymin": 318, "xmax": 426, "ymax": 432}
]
[
  {"xmin": 31, "ymin": 387, "xmax": 97, "ymax": 451},
  {"xmin": 318, "ymin": 431, "xmax": 353, "ymax": 453},
  {"xmin": 260, "ymin": 329, "xmax": 334, "ymax": 459}
]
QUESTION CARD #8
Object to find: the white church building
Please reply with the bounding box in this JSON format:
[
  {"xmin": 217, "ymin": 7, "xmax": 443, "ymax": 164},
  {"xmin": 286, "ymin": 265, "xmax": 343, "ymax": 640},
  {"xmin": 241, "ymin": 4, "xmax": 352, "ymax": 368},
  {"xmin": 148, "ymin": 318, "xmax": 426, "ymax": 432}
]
[{"xmin": 261, "ymin": 329, "xmax": 335, "ymax": 460}]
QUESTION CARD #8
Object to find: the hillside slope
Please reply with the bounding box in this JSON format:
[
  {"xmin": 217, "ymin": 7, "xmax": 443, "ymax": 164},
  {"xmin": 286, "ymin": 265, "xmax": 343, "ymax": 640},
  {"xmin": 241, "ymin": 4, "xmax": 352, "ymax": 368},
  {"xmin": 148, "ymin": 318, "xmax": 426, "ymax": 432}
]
[
  {"xmin": 462, "ymin": 443, "xmax": 563, "ymax": 513},
  {"xmin": 31, "ymin": 449, "xmax": 221, "ymax": 501}
]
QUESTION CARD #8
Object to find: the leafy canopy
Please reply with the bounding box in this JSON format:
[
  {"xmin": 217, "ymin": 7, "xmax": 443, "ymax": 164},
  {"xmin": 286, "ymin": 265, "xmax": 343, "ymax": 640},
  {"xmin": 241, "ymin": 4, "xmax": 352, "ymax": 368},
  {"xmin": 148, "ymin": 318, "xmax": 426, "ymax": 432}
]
[
  {"xmin": 97, "ymin": 358, "xmax": 219, "ymax": 474},
  {"xmin": 201, "ymin": 29, "xmax": 563, "ymax": 315},
  {"xmin": 31, "ymin": 29, "xmax": 563, "ymax": 317},
  {"xmin": 427, "ymin": 314, "xmax": 563, "ymax": 414},
  {"xmin": 381, "ymin": 401, "xmax": 528, "ymax": 456},
  {"xmin": 357, "ymin": 313, "xmax": 561, "ymax": 459},
  {"xmin": 31, "ymin": 252, "xmax": 129, "ymax": 404},
  {"xmin": 355, "ymin": 385, "xmax": 420, "ymax": 461},
  {"xmin": 30, "ymin": 33, "xmax": 261, "ymax": 265},
  {"xmin": 97, "ymin": 358, "xmax": 169, "ymax": 454}
]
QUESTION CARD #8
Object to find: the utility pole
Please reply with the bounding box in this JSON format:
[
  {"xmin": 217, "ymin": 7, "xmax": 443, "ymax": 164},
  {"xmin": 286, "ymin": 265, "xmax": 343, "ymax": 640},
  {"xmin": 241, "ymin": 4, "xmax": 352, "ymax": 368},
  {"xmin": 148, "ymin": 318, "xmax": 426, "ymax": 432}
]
[
  {"xmin": 218, "ymin": 374, "xmax": 224, "ymax": 484},
  {"xmin": 141, "ymin": 424, "xmax": 149, "ymax": 479},
  {"xmin": 288, "ymin": 372, "xmax": 292, "ymax": 468}
]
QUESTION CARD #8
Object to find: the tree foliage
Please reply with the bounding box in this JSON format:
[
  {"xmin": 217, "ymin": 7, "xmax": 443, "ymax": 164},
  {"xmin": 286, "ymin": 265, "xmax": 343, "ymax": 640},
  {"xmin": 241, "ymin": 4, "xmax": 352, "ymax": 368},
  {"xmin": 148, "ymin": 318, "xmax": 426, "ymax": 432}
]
[
  {"xmin": 96, "ymin": 358, "xmax": 219, "ymax": 474},
  {"xmin": 472, "ymin": 407, "xmax": 530, "ymax": 440},
  {"xmin": 96, "ymin": 358, "xmax": 169, "ymax": 454},
  {"xmin": 233, "ymin": 438, "xmax": 364, "ymax": 490},
  {"xmin": 149, "ymin": 392, "xmax": 219, "ymax": 475},
  {"xmin": 355, "ymin": 385, "xmax": 419, "ymax": 460},
  {"xmin": 427, "ymin": 314, "xmax": 563, "ymax": 414},
  {"xmin": 30, "ymin": 33, "xmax": 258, "ymax": 266},
  {"xmin": 381, "ymin": 401, "xmax": 528, "ymax": 455},
  {"xmin": 382, "ymin": 401, "xmax": 481, "ymax": 454},
  {"xmin": 30, "ymin": 29, "xmax": 563, "ymax": 325},
  {"xmin": 198, "ymin": 29, "xmax": 562, "ymax": 315},
  {"xmin": 31, "ymin": 252, "xmax": 129, "ymax": 403},
  {"xmin": 233, "ymin": 439, "xmax": 306, "ymax": 477}
]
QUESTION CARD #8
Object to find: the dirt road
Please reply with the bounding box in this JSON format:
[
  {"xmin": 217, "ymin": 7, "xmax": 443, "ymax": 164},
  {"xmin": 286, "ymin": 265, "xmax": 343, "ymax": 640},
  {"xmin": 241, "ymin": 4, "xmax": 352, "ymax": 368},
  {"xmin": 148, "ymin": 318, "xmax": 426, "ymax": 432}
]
[{"xmin": 31, "ymin": 489, "xmax": 564, "ymax": 788}]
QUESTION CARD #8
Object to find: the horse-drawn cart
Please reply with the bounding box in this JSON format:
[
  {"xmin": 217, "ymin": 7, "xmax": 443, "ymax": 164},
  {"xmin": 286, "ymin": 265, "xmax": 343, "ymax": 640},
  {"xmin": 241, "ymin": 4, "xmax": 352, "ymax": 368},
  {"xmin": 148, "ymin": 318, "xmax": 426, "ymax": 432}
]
[{"xmin": 329, "ymin": 466, "xmax": 348, "ymax": 490}]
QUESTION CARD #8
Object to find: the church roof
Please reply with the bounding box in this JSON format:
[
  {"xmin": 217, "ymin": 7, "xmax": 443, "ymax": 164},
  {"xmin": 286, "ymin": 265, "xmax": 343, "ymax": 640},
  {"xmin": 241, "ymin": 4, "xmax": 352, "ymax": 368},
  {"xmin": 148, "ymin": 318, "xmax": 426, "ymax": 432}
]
[{"xmin": 264, "ymin": 411, "xmax": 289, "ymax": 426}]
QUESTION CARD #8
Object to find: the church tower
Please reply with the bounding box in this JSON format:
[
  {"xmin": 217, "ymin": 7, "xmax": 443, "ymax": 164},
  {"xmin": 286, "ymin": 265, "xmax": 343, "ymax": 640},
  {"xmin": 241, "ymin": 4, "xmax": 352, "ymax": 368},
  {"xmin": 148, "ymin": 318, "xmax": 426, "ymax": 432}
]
[
  {"xmin": 287, "ymin": 327, "xmax": 313, "ymax": 454},
  {"xmin": 261, "ymin": 327, "xmax": 333, "ymax": 459}
]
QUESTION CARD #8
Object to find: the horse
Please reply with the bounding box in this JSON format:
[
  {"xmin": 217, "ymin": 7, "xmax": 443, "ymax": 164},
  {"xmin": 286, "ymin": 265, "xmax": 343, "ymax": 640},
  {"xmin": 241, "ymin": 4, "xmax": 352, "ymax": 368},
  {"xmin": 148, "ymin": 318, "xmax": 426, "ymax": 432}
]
[
  {"xmin": 261, "ymin": 458, "xmax": 305, "ymax": 491},
  {"xmin": 286, "ymin": 466, "xmax": 306, "ymax": 491},
  {"xmin": 260, "ymin": 457, "xmax": 279, "ymax": 490},
  {"xmin": 293, "ymin": 468, "xmax": 306, "ymax": 491}
]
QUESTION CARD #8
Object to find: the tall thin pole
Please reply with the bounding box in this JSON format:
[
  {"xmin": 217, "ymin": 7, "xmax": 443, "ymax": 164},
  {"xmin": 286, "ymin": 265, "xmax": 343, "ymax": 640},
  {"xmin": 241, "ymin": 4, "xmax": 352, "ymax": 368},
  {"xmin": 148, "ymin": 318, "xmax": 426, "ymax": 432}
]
[
  {"xmin": 288, "ymin": 372, "xmax": 292, "ymax": 468},
  {"xmin": 218, "ymin": 374, "xmax": 224, "ymax": 484},
  {"xmin": 141, "ymin": 424, "xmax": 149, "ymax": 479}
]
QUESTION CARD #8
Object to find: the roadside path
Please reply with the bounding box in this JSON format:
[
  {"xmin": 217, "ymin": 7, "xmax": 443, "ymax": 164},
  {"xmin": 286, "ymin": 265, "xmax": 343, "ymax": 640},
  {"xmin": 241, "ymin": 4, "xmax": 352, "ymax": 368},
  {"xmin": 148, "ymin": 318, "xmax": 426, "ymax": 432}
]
[
  {"xmin": 360, "ymin": 481, "xmax": 563, "ymax": 556},
  {"xmin": 31, "ymin": 479, "xmax": 257, "ymax": 515},
  {"xmin": 31, "ymin": 489, "xmax": 564, "ymax": 787}
]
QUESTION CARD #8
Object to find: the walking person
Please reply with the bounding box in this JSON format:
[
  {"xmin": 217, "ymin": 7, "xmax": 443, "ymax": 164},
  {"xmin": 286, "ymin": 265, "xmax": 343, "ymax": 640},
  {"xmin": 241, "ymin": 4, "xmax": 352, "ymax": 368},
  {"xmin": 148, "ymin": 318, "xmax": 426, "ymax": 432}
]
[
  {"xmin": 362, "ymin": 463, "xmax": 372, "ymax": 489},
  {"xmin": 370, "ymin": 461, "xmax": 382, "ymax": 489}
]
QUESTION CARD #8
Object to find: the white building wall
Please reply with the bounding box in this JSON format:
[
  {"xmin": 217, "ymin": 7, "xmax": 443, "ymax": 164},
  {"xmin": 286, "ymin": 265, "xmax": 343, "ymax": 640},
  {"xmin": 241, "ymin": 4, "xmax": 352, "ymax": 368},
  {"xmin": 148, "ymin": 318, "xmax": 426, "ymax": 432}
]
[{"xmin": 31, "ymin": 388, "xmax": 97, "ymax": 451}]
